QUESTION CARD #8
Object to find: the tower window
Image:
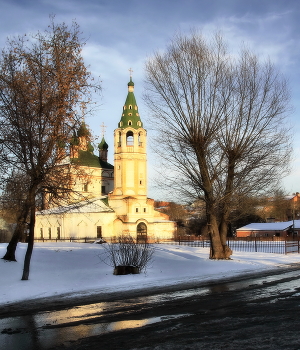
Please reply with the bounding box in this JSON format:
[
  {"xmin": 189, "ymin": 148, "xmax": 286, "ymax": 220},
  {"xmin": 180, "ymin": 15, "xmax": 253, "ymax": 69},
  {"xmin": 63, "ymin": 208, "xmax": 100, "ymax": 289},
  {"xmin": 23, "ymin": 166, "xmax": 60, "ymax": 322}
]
[
  {"xmin": 129, "ymin": 105, "xmax": 132, "ymax": 109},
  {"xmin": 128, "ymin": 120, "xmax": 132, "ymax": 125},
  {"xmin": 126, "ymin": 131, "xmax": 134, "ymax": 145},
  {"xmin": 101, "ymin": 185, "xmax": 106, "ymax": 194},
  {"xmin": 144, "ymin": 208, "xmax": 147, "ymax": 213},
  {"xmin": 136, "ymin": 208, "xmax": 139, "ymax": 213},
  {"xmin": 139, "ymin": 180, "xmax": 142, "ymax": 185}
]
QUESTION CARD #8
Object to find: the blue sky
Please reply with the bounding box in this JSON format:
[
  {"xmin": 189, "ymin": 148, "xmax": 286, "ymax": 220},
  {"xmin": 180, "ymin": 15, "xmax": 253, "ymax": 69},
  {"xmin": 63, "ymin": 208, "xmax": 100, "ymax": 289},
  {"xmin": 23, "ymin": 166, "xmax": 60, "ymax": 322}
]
[{"xmin": 0, "ymin": 0, "xmax": 299, "ymax": 199}]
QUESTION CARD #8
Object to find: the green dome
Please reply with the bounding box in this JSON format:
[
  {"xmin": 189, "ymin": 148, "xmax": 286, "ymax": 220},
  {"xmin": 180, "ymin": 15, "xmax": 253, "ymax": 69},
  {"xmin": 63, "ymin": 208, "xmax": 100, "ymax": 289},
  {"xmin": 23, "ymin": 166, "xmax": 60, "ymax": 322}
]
[
  {"xmin": 98, "ymin": 136, "xmax": 108, "ymax": 150},
  {"xmin": 128, "ymin": 78, "xmax": 134, "ymax": 87},
  {"xmin": 119, "ymin": 78, "xmax": 143, "ymax": 130},
  {"xmin": 77, "ymin": 122, "xmax": 91, "ymax": 138}
]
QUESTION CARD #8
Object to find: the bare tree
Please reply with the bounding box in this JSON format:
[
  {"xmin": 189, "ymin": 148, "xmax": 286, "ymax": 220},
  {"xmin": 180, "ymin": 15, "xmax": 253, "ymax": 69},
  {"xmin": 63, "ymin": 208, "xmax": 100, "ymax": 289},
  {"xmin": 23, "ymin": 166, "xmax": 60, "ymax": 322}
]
[
  {"xmin": 144, "ymin": 32, "xmax": 292, "ymax": 259},
  {"xmin": 0, "ymin": 17, "xmax": 101, "ymax": 279}
]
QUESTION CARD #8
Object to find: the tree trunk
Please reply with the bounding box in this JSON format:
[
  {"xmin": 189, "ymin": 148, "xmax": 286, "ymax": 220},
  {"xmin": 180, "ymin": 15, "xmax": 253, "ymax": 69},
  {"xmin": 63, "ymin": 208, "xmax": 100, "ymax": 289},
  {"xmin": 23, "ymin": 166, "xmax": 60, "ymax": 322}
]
[
  {"xmin": 2, "ymin": 206, "xmax": 29, "ymax": 261},
  {"xmin": 21, "ymin": 193, "xmax": 36, "ymax": 280},
  {"xmin": 207, "ymin": 203, "xmax": 232, "ymax": 260}
]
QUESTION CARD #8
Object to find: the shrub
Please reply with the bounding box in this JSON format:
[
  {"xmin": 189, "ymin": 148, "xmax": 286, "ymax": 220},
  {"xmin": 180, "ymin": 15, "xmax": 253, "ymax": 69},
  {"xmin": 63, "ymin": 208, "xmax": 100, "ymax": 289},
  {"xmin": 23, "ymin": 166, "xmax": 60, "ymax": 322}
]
[{"xmin": 99, "ymin": 235, "xmax": 155, "ymax": 274}]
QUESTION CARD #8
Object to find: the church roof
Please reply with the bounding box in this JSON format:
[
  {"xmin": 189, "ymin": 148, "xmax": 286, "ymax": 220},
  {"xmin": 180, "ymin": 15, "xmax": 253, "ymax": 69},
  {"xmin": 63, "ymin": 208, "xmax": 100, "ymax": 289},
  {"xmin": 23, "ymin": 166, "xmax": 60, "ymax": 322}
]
[
  {"xmin": 71, "ymin": 150, "xmax": 113, "ymax": 169},
  {"xmin": 236, "ymin": 220, "xmax": 300, "ymax": 231},
  {"xmin": 37, "ymin": 197, "xmax": 114, "ymax": 215},
  {"xmin": 118, "ymin": 78, "xmax": 143, "ymax": 129}
]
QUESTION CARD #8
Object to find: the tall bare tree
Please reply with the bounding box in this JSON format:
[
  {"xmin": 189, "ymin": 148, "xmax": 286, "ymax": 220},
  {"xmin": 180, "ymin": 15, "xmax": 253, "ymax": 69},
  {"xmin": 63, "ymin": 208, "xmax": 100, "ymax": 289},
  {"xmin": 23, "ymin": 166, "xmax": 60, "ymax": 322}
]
[
  {"xmin": 0, "ymin": 17, "xmax": 101, "ymax": 279},
  {"xmin": 144, "ymin": 32, "xmax": 292, "ymax": 259}
]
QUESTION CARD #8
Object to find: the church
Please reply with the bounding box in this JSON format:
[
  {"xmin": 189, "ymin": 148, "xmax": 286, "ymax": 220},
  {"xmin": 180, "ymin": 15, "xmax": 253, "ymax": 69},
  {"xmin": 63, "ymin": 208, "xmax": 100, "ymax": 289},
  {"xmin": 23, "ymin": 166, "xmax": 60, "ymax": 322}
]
[{"xmin": 35, "ymin": 77, "xmax": 175, "ymax": 242}]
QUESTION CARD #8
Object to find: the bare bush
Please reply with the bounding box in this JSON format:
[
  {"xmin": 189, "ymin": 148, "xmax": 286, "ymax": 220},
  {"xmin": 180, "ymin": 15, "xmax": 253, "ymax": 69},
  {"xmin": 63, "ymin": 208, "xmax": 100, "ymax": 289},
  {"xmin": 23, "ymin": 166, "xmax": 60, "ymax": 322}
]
[{"xmin": 99, "ymin": 235, "xmax": 155, "ymax": 274}]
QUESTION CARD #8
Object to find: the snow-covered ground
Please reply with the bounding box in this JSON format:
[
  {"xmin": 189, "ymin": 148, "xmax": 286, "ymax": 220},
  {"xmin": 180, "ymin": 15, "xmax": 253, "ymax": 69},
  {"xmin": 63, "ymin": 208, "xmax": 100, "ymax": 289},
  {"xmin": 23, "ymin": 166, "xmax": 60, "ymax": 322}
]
[{"xmin": 1, "ymin": 242, "xmax": 300, "ymax": 305}]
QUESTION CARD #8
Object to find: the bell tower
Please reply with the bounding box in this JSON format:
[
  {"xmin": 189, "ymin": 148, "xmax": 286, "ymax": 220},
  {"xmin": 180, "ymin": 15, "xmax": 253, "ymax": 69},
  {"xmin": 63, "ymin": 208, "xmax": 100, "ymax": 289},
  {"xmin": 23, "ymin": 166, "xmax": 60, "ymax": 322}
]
[{"xmin": 111, "ymin": 77, "xmax": 147, "ymax": 198}]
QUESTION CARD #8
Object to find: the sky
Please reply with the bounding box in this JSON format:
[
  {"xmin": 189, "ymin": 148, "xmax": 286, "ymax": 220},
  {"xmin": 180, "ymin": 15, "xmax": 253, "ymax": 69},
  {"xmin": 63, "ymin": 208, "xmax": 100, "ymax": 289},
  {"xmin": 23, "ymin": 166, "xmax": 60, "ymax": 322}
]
[{"xmin": 0, "ymin": 0, "xmax": 299, "ymax": 199}]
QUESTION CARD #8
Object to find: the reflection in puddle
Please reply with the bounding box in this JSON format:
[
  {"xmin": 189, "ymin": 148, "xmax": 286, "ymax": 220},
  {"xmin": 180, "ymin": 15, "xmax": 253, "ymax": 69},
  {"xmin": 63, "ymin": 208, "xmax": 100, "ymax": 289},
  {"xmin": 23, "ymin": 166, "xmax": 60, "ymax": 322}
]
[
  {"xmin": 0, "ymin": 313, "xmax": 191, "ymax": 350},
  {"xmin": 1, "ymin": 269, "xmax": 299, "ymax": 350}
]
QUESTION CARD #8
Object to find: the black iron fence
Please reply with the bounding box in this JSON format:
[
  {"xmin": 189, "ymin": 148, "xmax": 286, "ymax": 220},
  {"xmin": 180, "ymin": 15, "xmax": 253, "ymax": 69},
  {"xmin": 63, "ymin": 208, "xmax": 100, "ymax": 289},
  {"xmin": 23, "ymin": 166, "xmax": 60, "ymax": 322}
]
[
  {"xmin": 35, "ymin": 237, "xmax": 96, "ymax": 243},
  {"xmin": 161, "ymin": 236, "xmax": 300, "ymax": 254},
  {"xmin": 34, "ymin": 235, "xmax": 300, "ymax": 254},
  {"xmin": 227, "ymin": 237, "xmax": 300, "ymax": 254}
]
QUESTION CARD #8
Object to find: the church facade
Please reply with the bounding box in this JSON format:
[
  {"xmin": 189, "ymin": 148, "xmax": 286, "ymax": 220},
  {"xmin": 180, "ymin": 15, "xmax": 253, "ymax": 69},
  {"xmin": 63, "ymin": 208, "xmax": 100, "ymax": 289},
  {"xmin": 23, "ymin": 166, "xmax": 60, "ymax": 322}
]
[{"xmin": 35, "ymin": 78, "xmax": 175, "ymax": 242}]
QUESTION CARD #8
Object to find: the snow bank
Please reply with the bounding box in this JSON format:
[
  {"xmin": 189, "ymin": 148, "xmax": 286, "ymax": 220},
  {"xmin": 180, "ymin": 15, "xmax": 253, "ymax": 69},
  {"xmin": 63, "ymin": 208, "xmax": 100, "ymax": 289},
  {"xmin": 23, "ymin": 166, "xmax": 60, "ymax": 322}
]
[{"xmin": 0, "ymin": 242, "xmax": 299, "ymax": 305}]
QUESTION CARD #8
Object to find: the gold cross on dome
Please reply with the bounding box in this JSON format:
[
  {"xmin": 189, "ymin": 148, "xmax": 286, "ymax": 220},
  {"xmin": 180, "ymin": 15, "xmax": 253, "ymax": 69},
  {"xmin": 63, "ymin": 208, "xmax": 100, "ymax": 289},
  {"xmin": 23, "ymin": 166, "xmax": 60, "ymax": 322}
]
[
  {"xmin": 129, "ymin": 67, "xmax": 133, "ymax": 78},
  {"xmin": 100, "ymin": 122, "xmax": 107, "ymax": 137}
]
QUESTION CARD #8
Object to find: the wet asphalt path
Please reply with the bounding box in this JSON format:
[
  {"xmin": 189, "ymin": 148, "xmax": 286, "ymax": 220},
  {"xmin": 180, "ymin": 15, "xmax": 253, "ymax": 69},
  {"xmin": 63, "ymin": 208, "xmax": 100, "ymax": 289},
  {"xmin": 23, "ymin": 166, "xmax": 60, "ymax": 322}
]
[{"xmin": 1, "ymin": 264, "xmax": 300, "ymax": 350}]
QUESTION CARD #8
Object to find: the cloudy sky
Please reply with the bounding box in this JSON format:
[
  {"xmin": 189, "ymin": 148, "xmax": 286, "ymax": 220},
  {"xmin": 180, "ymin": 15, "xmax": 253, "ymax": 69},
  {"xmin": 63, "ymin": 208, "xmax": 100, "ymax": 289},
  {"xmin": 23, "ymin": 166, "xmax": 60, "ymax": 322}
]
[{"xmin": 0, "ymin": 0, "xmax": 299, "ymax": 199}]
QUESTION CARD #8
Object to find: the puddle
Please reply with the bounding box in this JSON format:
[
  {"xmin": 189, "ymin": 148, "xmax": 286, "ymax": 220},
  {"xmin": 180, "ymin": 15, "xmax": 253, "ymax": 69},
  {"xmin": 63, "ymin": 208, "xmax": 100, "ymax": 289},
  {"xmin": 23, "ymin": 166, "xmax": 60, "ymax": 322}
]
[
  {"xmin": 0, "ymin": 313, "xmax": 191, "ymax": 350},
  {"xmin": 1, "ymin": 269, "xmax": 299, "ymax": 350}
]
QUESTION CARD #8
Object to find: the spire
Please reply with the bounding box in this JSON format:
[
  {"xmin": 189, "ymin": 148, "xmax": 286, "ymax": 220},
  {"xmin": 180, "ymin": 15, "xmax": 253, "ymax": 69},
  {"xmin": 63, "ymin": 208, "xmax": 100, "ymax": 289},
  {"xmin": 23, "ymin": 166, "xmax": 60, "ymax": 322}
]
[{"xmin": 118, "ymin": 74, "xmax": 143, "ymax": 129}]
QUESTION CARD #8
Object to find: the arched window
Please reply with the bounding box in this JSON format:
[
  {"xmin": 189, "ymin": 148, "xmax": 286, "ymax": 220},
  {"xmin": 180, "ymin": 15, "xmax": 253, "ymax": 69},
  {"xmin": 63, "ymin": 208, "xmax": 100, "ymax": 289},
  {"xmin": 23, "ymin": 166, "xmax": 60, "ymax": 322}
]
[
  {"xmin": 126, "ymin": 131, "xmax": 134, "ymax": 146},
  {"xmin": 137, "ymin": 222, "xmax": 147, "ymax": 243},
  {"xmin": 118, "ymin": 132, "xmax": 122, "ymax": 147},
  {"xmin": 138, "ymin": 132, "xmax": 143, "ymax": 146}
]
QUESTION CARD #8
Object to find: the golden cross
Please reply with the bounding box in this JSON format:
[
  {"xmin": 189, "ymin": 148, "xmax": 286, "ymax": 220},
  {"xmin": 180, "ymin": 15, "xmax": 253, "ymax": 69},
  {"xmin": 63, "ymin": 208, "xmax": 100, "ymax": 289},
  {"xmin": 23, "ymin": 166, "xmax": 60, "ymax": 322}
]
[
  {"xmin": 100, "ymin": 122, "xmax": 107, "ymax": 137},
  {"xmin": 129, "ymin": 67, "xmax": 133, "ymax": 78}
]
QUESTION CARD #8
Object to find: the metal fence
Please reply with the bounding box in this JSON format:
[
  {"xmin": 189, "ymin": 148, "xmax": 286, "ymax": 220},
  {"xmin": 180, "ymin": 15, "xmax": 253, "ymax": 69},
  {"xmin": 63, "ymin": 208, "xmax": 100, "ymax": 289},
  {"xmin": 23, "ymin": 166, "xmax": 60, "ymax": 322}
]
[
  {"xmin": 33, "ymin": 235, "xmax": 300, "ymax": 254},
  {"xmin": 162, "ymin": 236, "xmax": 300, "ymax": 254},
  {"xmin": 227, "ymin": 237, "xmax": 300, "ymax": 254}
]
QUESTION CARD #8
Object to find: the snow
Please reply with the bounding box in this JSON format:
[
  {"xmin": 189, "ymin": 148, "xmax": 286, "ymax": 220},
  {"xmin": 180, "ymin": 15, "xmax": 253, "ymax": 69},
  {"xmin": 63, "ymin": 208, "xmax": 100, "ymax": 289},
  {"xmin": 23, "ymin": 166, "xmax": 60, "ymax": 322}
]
[
  {"xmin": 237, "ymin": 220, "xmax": 300, "ymax": 231},
  {"xmin": 0, "ymin": 242, "xmax": 300, "ymax": 305}
]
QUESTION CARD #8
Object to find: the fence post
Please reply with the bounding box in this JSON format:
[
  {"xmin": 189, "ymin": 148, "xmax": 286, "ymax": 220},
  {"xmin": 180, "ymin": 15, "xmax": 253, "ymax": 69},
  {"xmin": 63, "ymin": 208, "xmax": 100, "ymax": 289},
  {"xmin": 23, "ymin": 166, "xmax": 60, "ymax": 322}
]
[{"xmin": 285, "ymin": 237, "xmax": 287, "ymax": 255}]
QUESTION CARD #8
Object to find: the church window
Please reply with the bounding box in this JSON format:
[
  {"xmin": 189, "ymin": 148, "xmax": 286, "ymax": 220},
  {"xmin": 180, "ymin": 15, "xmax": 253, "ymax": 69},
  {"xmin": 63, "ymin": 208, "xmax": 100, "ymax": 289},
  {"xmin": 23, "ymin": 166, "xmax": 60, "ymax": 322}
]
[
  {"xmin": 144, "ymin": 208, "xmax": 147, "ymax": 213},
  {"xmin": 126, "ymin": 131, "xmax": 134, "ymax": 146},
  {"xmin": 135, "ymin": 106, "xmax": 137, "ymax": 110},
  {"xmin": 101, "ymin": 185, "xmax": 106, "ymax": 194},
  {"xmin": 83, "ymin": 183, "xmax": 88, "ymax": 192},
  {"xmin": 137, "ymin": 121, "xmax": 141, "ymax": 126},
  {"xmin": 57, "ymin": 227, "xmax": 61, "ymax": 240},
  {"xmin": 139, "ymin": 180, "xmax": 142, "ymax": 185},
  {"xmin": 40, "ymin": 228, "xmax": 43, "ymax": 239},
  {"xmin": 48, "ymin": 228, "xmax": 51, "ymax": 239},
  {"xmin": 118, "ymin": 132, "xmax": 122, "ymax": 147},
  {"xmin": 138, "ymin": 132, "xmax": 143, "ymax": 146},
  {"xmin": 128, "ymin": 113, "xmax": 132, "ymax": 117},
  {"xmin": 136, "ymin": 208, "xmax": 139, "ymax": 213},
  {"xmin": 129, "ymin": 105, "xmax": 132, "ymax": 109},
  {"xmin": 97, "ymin": 226, "xmax": 102, "ymax": 238},
  {"xmin": 128, "ymin": 120, "xmax": 132, "ymax": 125}
]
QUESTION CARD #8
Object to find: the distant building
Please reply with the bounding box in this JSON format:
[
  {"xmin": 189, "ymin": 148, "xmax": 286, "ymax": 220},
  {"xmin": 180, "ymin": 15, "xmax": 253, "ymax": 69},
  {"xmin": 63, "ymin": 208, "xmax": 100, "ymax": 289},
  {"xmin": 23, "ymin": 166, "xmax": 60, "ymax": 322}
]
[{"xmin": 236, "ymin": 220, "xmax": 300, "ymax": 238}]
